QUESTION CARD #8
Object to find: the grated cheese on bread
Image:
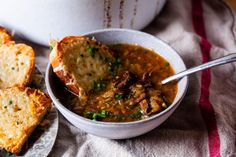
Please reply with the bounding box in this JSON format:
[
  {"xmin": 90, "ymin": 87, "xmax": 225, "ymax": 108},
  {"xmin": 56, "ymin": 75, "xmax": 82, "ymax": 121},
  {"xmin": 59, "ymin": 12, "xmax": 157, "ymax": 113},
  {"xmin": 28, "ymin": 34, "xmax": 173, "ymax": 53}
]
[
  {"xmin": 49, "ymin": 36, "xmax": 115, "ymax": 103},
  {"xmin": 0, "ymin": 43, "xmax": 35, "ymax": 89},
  {"xmin": 0, "ymin": 87, "xmax": 52, "ymax": 154},
  {"xmin": 0, "ymin": 26, "xmax": 13, "ymax": 45}
]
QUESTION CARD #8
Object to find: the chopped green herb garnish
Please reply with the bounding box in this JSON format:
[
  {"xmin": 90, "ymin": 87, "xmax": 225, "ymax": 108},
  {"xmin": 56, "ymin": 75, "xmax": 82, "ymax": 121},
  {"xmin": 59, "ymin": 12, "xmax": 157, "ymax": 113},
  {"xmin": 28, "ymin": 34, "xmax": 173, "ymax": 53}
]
[
  {"xmin": 9, "ymin": 100, "xmax": 13, "ymax": 105},
  {"xmin": 84, "ymin": 110, "xmax": 109, "ymax": 121},
  {"xmin": 87, "ymin": 46, "xmax": 98, "ymax": 57},
  {"xmin": 114, "ymin": 93, "xmax": 123, "ymax": 100},
  {"xmin": 4, "ymin": 106, "xmax": 7, "ymax": 109},
  {"xmin": 49, "ymin": 45, "xmax": 53, "ymax": 51},
  {"xmin": 113, "ymin": 115, "xmax": 126, "ymax": 121},
  {"xmin": 108, "ymin": 58, "xmax": 121, "ymax": 75},
  {"xmin": 100, "ymin": 110, "xmax": 108, "ymax": 116},
  {"xmin": 93, "ymin": 78, "xmax": 107, "ymax": 92},
  {"xmin": 165, "ymin": 62, "xmax": 170, "ymax": 67},
  {"xmin": 129, "ymin": 110, "xmax": 143, "ymax": 119},
  {"xmin": 11, "ymin": 67, "xmax": 15, "ymax": 70},
  {"xmin": 112, "ymin": 86, "xmax": 116, "ymax": 91}
]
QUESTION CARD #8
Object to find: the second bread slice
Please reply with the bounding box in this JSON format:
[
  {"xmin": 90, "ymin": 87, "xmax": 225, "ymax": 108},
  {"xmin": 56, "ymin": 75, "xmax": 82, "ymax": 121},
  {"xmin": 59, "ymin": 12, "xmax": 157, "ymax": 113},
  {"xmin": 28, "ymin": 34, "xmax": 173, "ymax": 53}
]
[
  {"xmin": 0, "ymin": 43, "xmax": 35, "ymax": 89},
  {"xmin": 0, "ymin": 87, "xmax": 52, "ymax": 154}
]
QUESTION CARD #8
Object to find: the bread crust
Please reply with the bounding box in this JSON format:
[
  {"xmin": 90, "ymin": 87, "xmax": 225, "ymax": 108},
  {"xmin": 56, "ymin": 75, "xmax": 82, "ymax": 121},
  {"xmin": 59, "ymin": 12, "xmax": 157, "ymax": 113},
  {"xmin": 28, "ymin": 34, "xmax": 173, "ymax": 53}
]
[
  {"xmin": 0, "ymin": 87, "xmax": 52, "ymax": 154},
  {"xmin": 0, "ymin": 26, "xmax": 13, "ymax": 45}
]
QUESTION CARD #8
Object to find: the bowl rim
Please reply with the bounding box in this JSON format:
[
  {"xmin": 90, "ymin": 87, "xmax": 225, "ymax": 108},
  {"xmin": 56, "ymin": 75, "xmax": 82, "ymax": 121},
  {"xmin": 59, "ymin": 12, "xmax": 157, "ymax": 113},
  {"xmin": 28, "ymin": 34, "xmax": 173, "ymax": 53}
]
[{"xmin": 45, "ymin": 28, "xmax": 189, "ymax": 126}]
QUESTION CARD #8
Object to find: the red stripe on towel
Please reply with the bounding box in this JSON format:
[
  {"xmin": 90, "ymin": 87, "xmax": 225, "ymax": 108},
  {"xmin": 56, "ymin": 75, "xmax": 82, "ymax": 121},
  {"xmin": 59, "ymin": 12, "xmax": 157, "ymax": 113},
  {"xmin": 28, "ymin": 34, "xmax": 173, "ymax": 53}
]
[{"xmin": 191, "ymin": 0, "xmax": 220, "ymax": 157}]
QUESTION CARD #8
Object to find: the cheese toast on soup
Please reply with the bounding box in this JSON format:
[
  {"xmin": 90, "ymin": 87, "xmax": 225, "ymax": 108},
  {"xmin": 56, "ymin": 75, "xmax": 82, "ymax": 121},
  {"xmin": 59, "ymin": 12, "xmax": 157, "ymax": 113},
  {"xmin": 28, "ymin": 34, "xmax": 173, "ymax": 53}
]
[
  {"xmin": 0, "ymin": 26, "xmax": 13, "ymax": 45},
  {"xmin": 0, "ymin": 43, "xmax": 35, "ymax": 89},
  {"xmin": 0, "ymin": 87, "xmax": 52, "ymax": 154},
  {"xmin": 49, "ymin": 36, "xmax": 115, "ymax": 103}
]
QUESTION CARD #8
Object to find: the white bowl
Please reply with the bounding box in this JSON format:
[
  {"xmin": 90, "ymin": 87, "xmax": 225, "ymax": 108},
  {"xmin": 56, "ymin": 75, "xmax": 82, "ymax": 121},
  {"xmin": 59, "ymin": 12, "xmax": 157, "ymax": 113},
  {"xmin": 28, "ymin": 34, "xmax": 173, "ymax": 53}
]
[
  {"xmin": 0, "ymin": 0, "xmax": 166, "ymax": 46},
  {"xmin": 45, "ymin": 29, "xmax": 188, "ymax": 139}
]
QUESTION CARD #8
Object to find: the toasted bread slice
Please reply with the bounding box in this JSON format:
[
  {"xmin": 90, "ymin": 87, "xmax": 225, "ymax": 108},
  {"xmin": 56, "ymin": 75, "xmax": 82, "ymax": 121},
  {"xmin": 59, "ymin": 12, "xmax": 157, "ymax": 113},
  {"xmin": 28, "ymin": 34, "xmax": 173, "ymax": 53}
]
[
  {"xmin": 0, "ymin": 26, "xmax": 13, "ymax": 45},
  {"xmin": 50, "ymin": 36, "xmax": 115, "ymax": 102},
  {"xmin": 0, "ymin": 87, "xmax": 52, "ymax": 154},
  {"xmin": 0, "ymin": 43, "xmax": 35, "ymax": 89}
]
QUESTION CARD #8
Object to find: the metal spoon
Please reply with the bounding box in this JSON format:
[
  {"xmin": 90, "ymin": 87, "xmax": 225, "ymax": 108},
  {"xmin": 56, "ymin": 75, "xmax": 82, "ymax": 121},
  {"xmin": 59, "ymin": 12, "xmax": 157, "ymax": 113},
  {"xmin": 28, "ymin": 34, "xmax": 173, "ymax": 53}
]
[{"xmin": 161, "ymin": 53, "xmax": 236, "ymax": 85}]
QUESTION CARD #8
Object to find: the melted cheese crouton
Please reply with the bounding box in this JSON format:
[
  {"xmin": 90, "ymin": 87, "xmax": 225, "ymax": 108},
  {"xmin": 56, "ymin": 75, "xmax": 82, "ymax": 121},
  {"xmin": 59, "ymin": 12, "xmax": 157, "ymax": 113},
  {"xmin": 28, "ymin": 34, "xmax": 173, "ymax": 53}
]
[
  {"xmin": 50, "ymin": 36, "xmax": 115, "ymax": 103},
  {"xmin": 0, "ymin": 87, "xmax": 52, "ymax": 154}
]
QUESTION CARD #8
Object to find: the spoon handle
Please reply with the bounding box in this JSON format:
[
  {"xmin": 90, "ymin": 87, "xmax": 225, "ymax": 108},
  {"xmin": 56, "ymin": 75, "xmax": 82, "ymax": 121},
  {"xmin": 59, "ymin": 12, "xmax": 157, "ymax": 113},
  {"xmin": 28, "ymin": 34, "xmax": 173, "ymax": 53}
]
[{"xmin": 161, "ymin": 53, "xmax": 236, "ymax": 85}]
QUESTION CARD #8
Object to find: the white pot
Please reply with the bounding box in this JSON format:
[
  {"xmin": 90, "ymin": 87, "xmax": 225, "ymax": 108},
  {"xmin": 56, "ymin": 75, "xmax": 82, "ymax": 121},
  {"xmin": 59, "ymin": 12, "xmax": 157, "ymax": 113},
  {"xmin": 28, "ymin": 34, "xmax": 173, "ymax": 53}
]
[{"xmin": 0, "ymin": 0, "xmax": 166, "ymax": 46}]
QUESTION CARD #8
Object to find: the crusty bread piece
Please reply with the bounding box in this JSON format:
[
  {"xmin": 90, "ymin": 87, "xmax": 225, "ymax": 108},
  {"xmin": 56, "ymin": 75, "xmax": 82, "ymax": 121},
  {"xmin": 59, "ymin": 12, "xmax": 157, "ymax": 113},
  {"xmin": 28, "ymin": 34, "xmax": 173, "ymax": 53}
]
[
  {"xmin": 0, "ymin": 26, "xmax": 13, "ymax": 45},
  {"xmin": 50, "ymin": 36, "xmax": 115, "ymax": 102},
  {"xmin": 0, "ymin": 87, "xmax": 52, "ymax": 154},
  {"xmin": 0, "ymin": 43, "xmax": 35, "ymax": 89}
]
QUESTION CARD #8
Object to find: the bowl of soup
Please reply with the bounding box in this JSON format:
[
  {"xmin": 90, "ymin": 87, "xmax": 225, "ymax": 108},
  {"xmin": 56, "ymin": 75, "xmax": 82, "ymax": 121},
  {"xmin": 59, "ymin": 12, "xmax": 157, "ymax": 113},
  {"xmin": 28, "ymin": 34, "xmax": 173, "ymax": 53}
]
[{"xmin": 45, "ymin": 29, "xmax": 188, "ymax": 139}]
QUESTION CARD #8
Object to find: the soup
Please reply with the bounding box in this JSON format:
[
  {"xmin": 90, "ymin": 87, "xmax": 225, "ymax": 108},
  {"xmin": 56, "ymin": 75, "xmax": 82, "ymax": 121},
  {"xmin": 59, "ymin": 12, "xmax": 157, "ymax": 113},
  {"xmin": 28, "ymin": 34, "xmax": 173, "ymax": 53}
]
[{"xmin": 58, "ymin": 44, "xmax": 177, "ymax": 122}]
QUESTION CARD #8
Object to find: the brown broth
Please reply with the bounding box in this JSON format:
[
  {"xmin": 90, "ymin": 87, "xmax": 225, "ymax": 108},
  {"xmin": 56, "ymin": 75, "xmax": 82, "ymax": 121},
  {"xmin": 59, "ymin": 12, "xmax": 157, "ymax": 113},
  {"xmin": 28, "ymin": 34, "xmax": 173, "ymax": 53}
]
[
  {"xmin": 59, "ymin": 44, "xmax": 177, "ymax": 122},
  {"xmin": 109, "ymin": 44, "xmax": 177, "ymax": 104}
]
